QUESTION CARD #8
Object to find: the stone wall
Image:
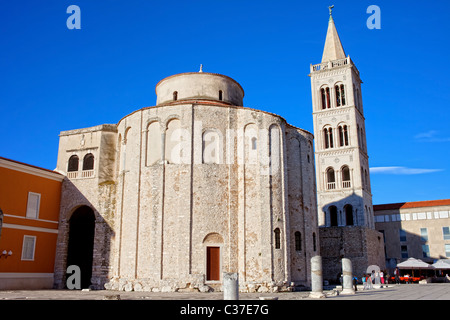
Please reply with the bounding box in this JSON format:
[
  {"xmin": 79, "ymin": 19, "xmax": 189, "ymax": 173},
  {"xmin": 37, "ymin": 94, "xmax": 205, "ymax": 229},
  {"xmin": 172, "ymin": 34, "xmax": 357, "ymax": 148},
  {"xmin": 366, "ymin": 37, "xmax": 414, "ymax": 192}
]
[{"xmin": 319, "ymin": 226, "xmax": 384, "ymax": 283}]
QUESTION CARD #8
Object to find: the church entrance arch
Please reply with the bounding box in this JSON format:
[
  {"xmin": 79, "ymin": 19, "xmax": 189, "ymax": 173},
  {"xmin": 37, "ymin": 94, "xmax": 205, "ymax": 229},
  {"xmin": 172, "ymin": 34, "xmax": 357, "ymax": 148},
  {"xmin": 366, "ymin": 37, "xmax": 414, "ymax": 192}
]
[
  {"xmin": 66, "ymin": 206, "xmax": 95, "ymax": 289},
  {"xmin": 203, "ymin": 233, "xmax": 223, "ymax": 282}
]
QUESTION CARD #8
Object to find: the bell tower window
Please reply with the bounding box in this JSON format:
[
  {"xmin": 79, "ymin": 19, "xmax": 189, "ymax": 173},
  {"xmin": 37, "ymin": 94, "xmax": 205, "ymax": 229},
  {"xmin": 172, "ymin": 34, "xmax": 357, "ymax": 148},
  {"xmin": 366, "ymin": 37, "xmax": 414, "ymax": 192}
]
[
  {"xmin": 173, "ymin": 91, "xmax": 178, "ymax": 101},
  {"xmin": 219, "ymin": 90, "xmax": 223, "ymax": 101}
]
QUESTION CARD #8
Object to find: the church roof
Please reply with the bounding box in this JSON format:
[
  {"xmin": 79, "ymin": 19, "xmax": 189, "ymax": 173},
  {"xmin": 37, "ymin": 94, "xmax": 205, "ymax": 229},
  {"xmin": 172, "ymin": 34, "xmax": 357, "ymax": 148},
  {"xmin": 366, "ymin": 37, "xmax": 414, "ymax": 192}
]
[{"xmin": 321, "ymin": 13, "xmax": 346, "ymax": 63}]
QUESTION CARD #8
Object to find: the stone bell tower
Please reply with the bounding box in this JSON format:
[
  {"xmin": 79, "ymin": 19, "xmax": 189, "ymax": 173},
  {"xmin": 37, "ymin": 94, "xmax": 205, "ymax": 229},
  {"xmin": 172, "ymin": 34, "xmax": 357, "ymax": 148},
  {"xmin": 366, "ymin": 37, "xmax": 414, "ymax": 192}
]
[{"xmin": 309, "ymin": 8, "xmax": 384, "ymax": 281}]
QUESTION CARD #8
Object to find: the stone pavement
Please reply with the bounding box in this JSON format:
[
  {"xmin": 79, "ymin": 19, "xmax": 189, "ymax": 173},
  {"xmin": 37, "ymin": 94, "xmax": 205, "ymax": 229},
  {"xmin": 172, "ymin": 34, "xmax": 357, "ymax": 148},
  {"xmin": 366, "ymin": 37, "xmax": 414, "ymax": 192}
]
[{"xmin": 0, "ymin": 283, "xmax": 449, "ymax": 300}]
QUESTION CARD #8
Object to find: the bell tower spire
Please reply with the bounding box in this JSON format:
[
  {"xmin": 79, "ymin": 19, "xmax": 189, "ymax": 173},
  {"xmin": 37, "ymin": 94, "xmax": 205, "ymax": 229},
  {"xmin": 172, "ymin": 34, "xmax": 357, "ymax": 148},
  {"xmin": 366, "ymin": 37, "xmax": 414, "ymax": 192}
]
[
  {"xmin": 308, "ymin": 7, "xmax": 384, "ymax": 281},
  {"xmin": 321, "ymin": 5, "xmax": 346, "ymax": 63}
]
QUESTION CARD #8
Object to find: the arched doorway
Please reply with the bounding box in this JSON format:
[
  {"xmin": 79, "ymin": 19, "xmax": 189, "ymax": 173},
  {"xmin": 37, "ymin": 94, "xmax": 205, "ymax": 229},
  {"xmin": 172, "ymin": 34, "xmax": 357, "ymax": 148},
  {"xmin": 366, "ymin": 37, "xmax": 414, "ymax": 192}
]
[
  {"xmin": 344, "ymin": 204, "xmax": 354, "ymax": 226},
  {"xmin": 66, "ymin": 206, "xmax": 95, "ymax": 289},
  {"xmin": 329, "ymin": 205, "xmax": 338, "ymax": 226}
]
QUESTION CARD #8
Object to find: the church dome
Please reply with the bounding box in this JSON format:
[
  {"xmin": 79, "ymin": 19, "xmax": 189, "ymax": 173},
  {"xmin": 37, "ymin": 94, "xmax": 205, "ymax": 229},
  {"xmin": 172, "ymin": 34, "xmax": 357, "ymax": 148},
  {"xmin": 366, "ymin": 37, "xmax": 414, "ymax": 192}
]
[{"xmin": 155, "ymin": 71, "xmax": 245, "ymax": 106}]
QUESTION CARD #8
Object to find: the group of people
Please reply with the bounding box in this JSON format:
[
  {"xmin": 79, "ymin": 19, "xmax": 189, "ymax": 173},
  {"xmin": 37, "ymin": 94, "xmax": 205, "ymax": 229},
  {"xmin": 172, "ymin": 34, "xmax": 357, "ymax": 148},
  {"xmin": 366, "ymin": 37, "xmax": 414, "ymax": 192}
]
[{"xmin": 361, "ymin": 270, "xmax": 389, "ymax": 290}]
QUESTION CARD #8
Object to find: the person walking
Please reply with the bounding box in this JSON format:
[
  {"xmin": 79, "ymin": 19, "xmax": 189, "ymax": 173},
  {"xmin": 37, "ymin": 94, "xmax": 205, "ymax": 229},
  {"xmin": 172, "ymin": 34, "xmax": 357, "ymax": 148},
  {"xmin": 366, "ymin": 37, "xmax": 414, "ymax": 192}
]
[
  {"xmin": 394, "ymin": 268, "xmax": 400, "ymax": 284},
  {"xmin": 353, "ymin": 276, "xmax": 358, "ymax": 292},
  {"xmin": 367, "ymin": 274, "xmax": 373, "ymax": 289},
  {"xmin": 362, "ymin": 274, "xmax": 367, "ymax": 290}
]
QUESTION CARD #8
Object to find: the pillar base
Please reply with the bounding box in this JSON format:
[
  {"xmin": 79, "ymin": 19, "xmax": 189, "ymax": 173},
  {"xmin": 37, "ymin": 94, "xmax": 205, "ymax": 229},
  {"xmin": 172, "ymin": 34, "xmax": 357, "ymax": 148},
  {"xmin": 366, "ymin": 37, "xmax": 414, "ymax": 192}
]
[
  {"xmin": 341, "ymin": 288, "xmax": 355, "ymax": 295},
  {"xmin": 309, "ymin": 291, "xmax": 326, "ymax": 299}
]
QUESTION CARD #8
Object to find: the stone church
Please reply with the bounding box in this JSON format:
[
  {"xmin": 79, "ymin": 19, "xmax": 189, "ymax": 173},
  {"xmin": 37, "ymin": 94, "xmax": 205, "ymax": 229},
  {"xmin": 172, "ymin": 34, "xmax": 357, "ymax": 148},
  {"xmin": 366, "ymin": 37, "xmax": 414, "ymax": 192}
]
[{"xmin": 53, "ymin": 11, "xmax": 383, "ymax": 291}]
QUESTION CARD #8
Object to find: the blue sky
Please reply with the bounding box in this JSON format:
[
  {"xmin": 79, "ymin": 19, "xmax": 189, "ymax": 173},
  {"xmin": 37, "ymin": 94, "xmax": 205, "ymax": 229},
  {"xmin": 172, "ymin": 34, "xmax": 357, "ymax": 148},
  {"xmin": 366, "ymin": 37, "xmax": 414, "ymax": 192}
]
[{"xmin": 1, "ymin": 0, "xmax": 449, "ymax": 205}]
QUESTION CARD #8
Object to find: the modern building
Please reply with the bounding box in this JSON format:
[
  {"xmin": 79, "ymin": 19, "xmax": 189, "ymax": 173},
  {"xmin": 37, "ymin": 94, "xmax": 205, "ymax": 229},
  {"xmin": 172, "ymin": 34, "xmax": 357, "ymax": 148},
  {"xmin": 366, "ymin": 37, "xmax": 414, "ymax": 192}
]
[
  {"xmin": 309, "ymin": 10, "xmax": 385, "ymax": 281},
  {"xmin": 0, "ymin": 156, "xmax": 63, "ymax": 289},
  {"xmin": 374, "ymin": 199, "xmax": 450, "ymax": 273}
]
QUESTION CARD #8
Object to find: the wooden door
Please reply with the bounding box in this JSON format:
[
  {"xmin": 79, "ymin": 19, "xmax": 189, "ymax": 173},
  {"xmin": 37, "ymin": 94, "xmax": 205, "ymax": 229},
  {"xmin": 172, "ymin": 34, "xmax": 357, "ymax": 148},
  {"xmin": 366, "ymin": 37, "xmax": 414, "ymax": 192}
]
[{"xmin": 206, "ymin": 246, "xmax": 220, "ymax": 281}]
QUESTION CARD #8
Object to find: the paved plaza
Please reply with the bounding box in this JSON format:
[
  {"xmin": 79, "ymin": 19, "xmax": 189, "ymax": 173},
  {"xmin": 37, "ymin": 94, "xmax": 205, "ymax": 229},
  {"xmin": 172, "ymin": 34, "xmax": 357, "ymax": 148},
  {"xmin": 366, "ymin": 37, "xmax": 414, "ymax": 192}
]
[{"xmin": 0, "ymin": 283, "xmax": 449, "ymax": 300}]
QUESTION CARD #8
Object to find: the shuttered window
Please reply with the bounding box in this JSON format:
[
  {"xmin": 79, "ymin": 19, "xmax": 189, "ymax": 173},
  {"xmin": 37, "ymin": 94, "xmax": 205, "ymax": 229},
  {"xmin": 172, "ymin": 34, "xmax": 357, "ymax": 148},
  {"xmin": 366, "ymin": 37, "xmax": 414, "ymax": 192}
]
[
  {"xmin": 21, "ymin": 235, "xmax": 36, "ymax": 261},
  {"xmin": 26, "ymin": 192, "xmax": 40, "ymax": 219}
]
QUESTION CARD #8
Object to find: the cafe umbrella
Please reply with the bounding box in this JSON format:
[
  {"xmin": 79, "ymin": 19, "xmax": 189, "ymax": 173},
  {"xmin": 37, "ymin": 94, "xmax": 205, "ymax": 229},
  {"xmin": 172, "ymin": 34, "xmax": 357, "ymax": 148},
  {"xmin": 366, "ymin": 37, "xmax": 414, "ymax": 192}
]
[{"xmin": 396, "ymin": 258, "xmax": 432, "ymax": 278}]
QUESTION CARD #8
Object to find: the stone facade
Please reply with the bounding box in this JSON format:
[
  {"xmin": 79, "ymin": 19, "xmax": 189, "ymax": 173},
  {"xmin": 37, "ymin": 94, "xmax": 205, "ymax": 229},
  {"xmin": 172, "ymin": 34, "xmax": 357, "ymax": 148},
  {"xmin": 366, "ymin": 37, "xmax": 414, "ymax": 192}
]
[
  {"xmin": 54, "ymin": 72, "xmax": 319, "ymax": 292},
  {"xmin": 309, "ymin": 13, "xmax": 385, "ymax": 282}
]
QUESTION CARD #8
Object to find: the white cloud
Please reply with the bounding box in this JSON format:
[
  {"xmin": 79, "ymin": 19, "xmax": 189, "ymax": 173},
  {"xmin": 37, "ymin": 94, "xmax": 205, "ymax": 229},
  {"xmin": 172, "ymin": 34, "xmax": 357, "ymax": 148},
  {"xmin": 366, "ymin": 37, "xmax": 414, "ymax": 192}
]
[
  {"xmin": 370, "ymin": 166, "xmax": 444, "ymax": 175},
  {"xmin": 415, "ymin": 130, "xmax": 450, "ymax": 142}
]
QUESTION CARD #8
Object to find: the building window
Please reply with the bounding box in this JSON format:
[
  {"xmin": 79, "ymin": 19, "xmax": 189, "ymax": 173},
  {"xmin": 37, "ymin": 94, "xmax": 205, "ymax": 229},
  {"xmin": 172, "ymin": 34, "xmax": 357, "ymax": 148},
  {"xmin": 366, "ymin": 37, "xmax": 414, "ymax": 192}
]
[
  {"xmin": 219, "ymin": 90, "xmax": 223, "ymax": 101},
  {"xmin": 326, "ymin": 167, "xmax": 336, "ymax": 190},
  {"xmin": 295, "ymin": 231, "xmax": 302, "ymax": 251},
  {"xmin": 445, "ymin": 244, "xmax": 450, "ymax": 258},
  {"xmin": 399, "ymin": 229, "xmax": 407, "ymax": 242},
  {"xmin": 323, "ymin": 127, "xmax": 334, "ymax": 149},
  {"xmin": 335, "ymin": 84, "xmax": 345, "ymax": 106},
  {"xmin": 420, "ymin": 228, "xmax": 428, "ymax": 242},
  {"xmin": 422, "ymin": 245, "xmax": 430, "ymax": 258},
  {"xmin": 338, "ymin": 125, "xmax": 349, "ymax": 147},
  {"xmin": 401, "ymin": 245, "xmax": 408, "ymax": 259},
  {"xmin": 26, "ymin": 192, "xmax": 40, "ymax": 219},
  {"xmin": 68, "ymin": 155, "xmax": 79, "ymax": 172},
  {"xmin": 320, "ymin": 88, "xmax": 326, "ymax": 109},
  {"xmin": 274, "ymin": 228, "xmax": 281, "ymax": 249},
  {"xmin": 173, "ymin": 91, "xmax": 178, "ymax": 101},
  {"xmin": 21, "ymin": 235, "xmax": 36, "ymax": 261},
  {"xmin": 341, "ymin": 165, "xmax": 351, "ymax": 188},
  {"xmin": 443, "ymin": 227, "xmax": 450, "ymax": 240},
  {"xmin": 320, "ymin": 87, "xmax": 331, "ymax": 109},
  {"xmin": 340, "ymin": 84, "xmax": 346, "ymax": 105},
  {"xmin": 82, "ymin": 153, "xmax": 94, "ymax": 171}
]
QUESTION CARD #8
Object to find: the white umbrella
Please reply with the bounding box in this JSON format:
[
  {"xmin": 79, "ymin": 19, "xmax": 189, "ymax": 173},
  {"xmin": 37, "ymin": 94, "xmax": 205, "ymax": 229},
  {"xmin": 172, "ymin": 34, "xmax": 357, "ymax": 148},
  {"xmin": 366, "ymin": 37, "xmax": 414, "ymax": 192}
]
[
  {"xmin": 397, "ymin": 258, "xmax": 431, "ymax": 269},
  {"xmin": 432, "ymin": 260, "xmax": 450, "ymax": 269}
]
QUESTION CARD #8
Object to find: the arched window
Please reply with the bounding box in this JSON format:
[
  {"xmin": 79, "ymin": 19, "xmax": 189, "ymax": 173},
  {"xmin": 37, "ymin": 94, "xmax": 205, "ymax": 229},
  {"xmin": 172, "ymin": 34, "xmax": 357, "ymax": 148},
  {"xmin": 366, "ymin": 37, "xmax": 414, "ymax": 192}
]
[
  {"xmin": 329, "ymin": 206, "xmax": 338, "ymax": 226},
  {"xmin": 338, "ymin": 125, "xmax": 349, "ymax": 147},
  {"xmin": 82, "ymin": 153, "xmax": 94, "ymax": 171},
  {"xmin": 323, "ymin": 127, "xmax": 333, "ymax": 149},
  {"xmin": 219, "ymin": 90, "xmax": 223, "ymax": 101},
  {"xmin": 340, "ymin": 84, "xmax": 346, "ymax": 105},
  {"xmin": 173, "ymin": 91, "xmax": 178, "ymax": 101},
  {"xmin": 344, "ymin": 204, "xmax": 354, "ymax": 226},
  {"xmin": 68, "ymin": 155, "xmax": 79, "ymax": 172},
  {"xmin": 326, "ymin": 167, "xmax": 336, "ymax": 190},
  {"xmin": 320, "ymin": 87, "xmax": 331, "ymax": 109},
  {"xmin": 335, "ymin": 85, "xmax": 341, "ymax": 107},
  {"xmin": 295, "ymin": 231, "xmax": 302, "ymax": 251},
  {"xmin": 335, "ymin": 84, "xmax": 346, "ymax": 106},
  {"xmin": 365, "ymin": 169, "xmax": 369, "ymax": 190},
  {"xmin": 341, "ymin": 165, "xmax": 351, "ymax": 188},
  {"xmin": 274, "ymin": 228, "xmax": 281, "ymax": 249},
  {"xmin": 320, "ymin": 88, "xmax": 326, "ymax": 109},
  {"xmin": 326, "ymin": 87, "xmax": 331, "ymax": 109}
]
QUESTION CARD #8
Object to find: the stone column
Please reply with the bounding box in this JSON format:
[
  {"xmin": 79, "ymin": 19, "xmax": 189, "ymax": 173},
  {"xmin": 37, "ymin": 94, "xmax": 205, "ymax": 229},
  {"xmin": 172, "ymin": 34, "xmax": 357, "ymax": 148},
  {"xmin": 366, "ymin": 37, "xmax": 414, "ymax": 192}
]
[
  {"xmin": 223, "ymin": 273, "xmax": 239, "ymax": 300},
  {"xmin": 341, "ymin": 258, "xmax": 355, "ymax": 294},
  {"xmin": 309, "ymin": 255, "xmax": 326, "ymax": 298}
]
